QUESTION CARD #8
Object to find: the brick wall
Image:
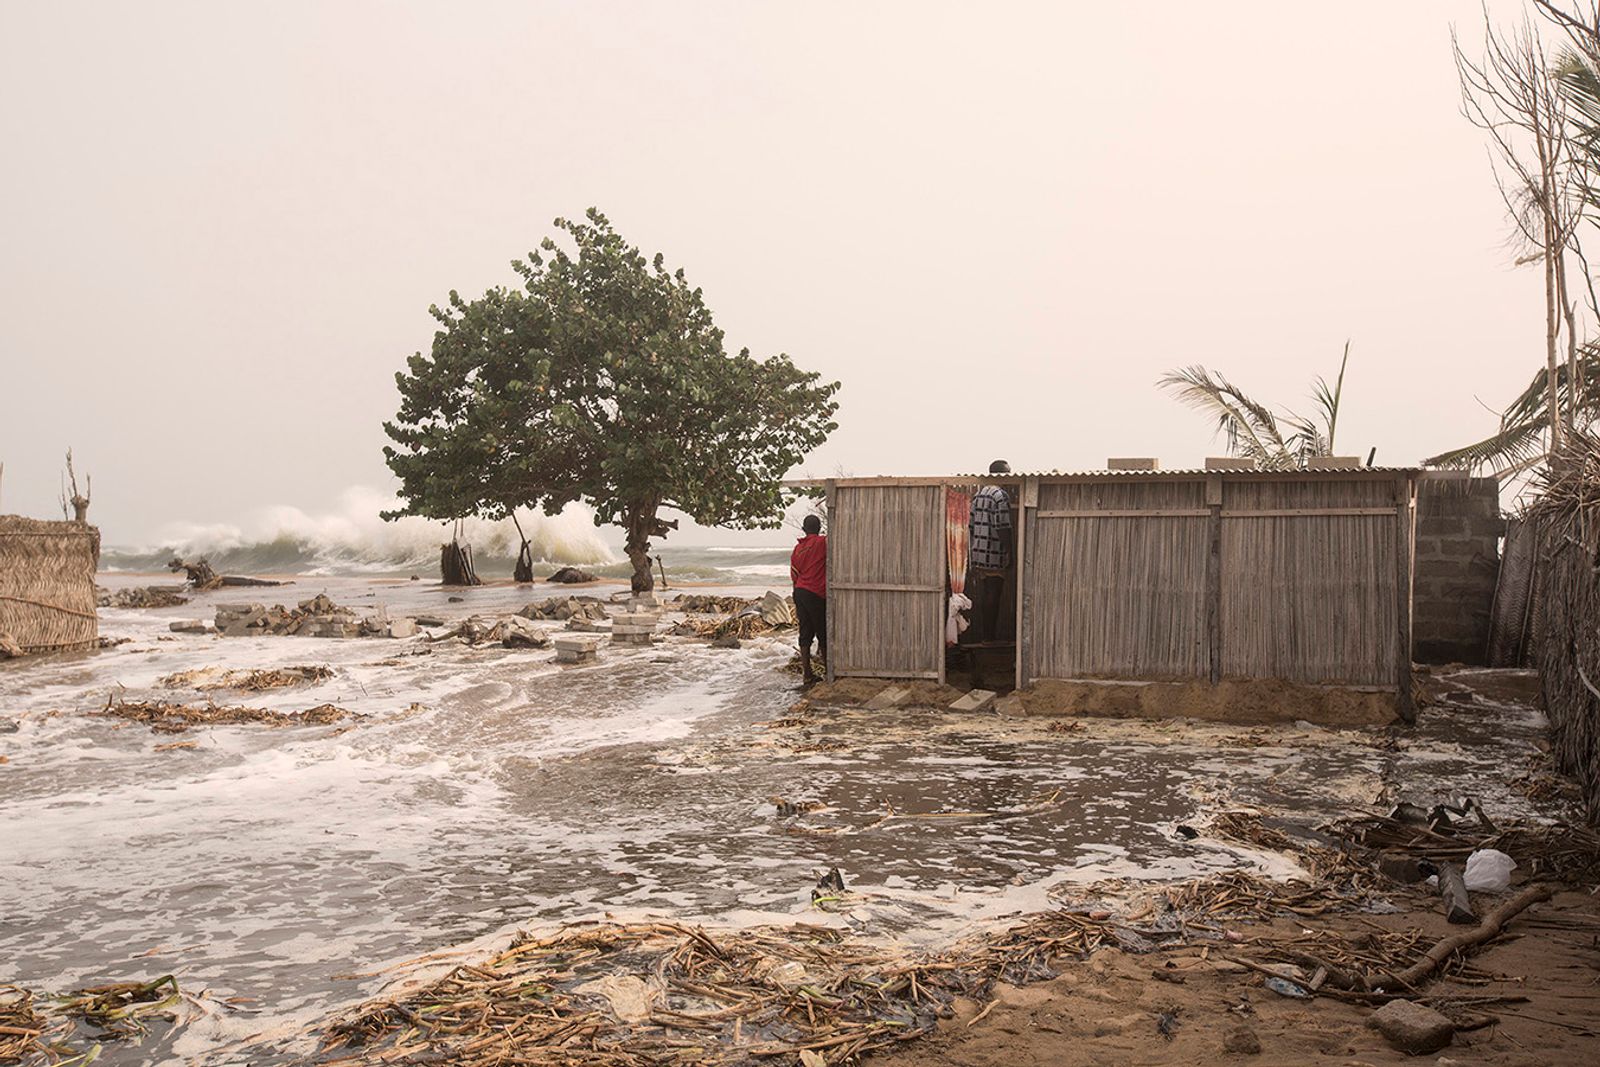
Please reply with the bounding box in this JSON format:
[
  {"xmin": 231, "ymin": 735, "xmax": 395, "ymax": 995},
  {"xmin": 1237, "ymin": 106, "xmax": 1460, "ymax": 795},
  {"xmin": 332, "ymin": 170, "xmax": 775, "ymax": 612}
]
[{"xmin": 1412, "ymin": 476, "xmax": 1503, "ymax": 665}]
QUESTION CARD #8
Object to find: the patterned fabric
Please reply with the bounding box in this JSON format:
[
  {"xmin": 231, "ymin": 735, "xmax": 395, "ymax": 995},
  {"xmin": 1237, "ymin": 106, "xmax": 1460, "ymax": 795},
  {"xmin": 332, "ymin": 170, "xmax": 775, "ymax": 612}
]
[
  {"xmin": 946, "ymin": 486, "xmax": 972, "ymax": 596},
  {"xmin": 969, "ymin": 485, "xmax": 1013, "ymax": 570}
]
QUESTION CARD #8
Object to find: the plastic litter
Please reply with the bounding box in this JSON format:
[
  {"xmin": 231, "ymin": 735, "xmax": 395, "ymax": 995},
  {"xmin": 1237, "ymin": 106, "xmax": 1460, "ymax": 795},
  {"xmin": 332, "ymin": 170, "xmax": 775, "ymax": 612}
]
[
  {"xmin": 1265, "ymin": 976, "xmax": 1310, "ymax": 998},
  {"xmin": 946, "ymin": 593, "xmax": 971, "ymax": 645},
  {"xmin": 1463, "ymin": 848, "xmax": 1517, "ymax": 892}
]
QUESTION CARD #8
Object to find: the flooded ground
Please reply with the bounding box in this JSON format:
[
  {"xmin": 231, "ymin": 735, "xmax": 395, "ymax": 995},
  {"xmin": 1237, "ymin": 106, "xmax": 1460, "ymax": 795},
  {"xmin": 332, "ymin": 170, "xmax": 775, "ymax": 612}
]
[{"xmin": 0, "ymin": 575, "xmax": 1555, "ymax": 1064}]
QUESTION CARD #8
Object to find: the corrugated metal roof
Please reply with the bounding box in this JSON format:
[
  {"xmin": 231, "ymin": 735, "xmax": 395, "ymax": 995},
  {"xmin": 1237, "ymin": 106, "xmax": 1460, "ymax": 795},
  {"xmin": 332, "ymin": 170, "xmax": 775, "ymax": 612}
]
[{"xmin": 952, "ymin": 466, "xmax": 1420, "ymax": 478}]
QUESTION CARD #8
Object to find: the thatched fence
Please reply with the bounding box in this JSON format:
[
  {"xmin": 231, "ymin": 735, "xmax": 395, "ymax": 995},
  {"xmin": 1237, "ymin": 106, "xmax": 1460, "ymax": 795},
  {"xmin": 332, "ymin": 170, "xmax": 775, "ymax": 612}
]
[
  {"xmin": 1525, "ymin": 434, "xmax": 1600, "ymax": 824},
  {"xmin": 0, "ymin": 516, "xmax": 100, "ymax": 654}
]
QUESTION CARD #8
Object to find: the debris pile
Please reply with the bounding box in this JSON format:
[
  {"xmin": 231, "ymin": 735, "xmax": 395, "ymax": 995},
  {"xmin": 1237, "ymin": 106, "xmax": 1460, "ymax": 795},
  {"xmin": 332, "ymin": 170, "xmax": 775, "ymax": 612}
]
[
  {"xmin": 93, "ymin": 698, "xmax": 356, "ymax": 733},
  {"xmin": 318, "ymin": 922, "xmax": 962, "ymax": 1066},
  {"xmin": 213, "ymin": 595, "xmax": 418, "ymax": 639},
  {"xmin": 97, "ymin": 584, "xmax": 189, "ymax": 609},
  {"xmin": 156, "ymin": 665, "xmax": 334, "ymax": 691},
  {"xmin": 518, "ymin": 596, "xmax": 610, "ymax": 622},
  {"xmin": 675, "ymin": 594, "xmax": 756, "ymax": 614},
  {"xmin": 438, "ymin": 615, "xmax": 552, "ymax": 648},
  {"xmin": 689, "ymin": 591, "xmax": 796, "ymax": 641}
]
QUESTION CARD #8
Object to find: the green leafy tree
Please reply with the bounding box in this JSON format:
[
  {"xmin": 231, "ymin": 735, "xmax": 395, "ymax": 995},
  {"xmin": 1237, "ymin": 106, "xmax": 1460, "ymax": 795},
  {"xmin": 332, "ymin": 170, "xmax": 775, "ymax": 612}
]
[
  {"xmin": 1157, "ymin": 343, "xmax": 1351, "ymax": 469},
  {"xmin": 383, "ymin": 209, "xmax": 841, "ymax": 591}
]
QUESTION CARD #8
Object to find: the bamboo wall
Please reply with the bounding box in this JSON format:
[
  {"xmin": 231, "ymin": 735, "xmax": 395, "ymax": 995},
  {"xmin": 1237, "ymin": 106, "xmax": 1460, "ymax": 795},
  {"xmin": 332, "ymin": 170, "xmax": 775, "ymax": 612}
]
[
  {"xmin": 1218, "ymin": 478, "xmax": 1404, "ymax": 687},
  {"xmin": 0, "ymin": 516, "xmax": 100, "ymax": 654},
  {"xmin": 828, "ymin": 483, "xmax": 944, "ymax": 679},
  {"xmin": 1026, "ymin": 480, "xmax": 1210, "ymax": 680}
]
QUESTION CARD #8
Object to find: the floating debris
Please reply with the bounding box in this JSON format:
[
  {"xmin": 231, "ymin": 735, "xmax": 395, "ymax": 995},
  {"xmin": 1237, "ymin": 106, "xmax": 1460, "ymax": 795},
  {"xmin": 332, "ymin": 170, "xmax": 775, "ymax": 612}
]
[
  {"xmin": 93, "ymin": 698, "xmax": 357, "ymax": 734},
  {"xmin": 156, "ymin": 665, "xmax": 334, "ymax": 691},
  {"xmin": 57, "ymin": 974, "xmax": 180, "ymax": 1039}
]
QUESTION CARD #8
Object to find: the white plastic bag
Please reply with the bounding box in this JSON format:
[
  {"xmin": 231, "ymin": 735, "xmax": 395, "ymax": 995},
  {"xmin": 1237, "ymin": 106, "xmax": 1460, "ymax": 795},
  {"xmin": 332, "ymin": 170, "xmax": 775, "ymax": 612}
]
[
  {"xmin": 1463, "ymin": 848, "xmax": 1516, "ymax": 893},
  {"xmin": 946, "ymin": 593, "xmax": 972, "ymax": 645}
]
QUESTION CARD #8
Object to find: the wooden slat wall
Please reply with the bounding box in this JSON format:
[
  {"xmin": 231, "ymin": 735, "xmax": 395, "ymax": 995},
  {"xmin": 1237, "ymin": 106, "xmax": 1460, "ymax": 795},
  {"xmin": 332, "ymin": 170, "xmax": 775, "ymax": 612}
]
[
  {"xmin": 1025, "ymin": 480, "xmax": 1211, "ymax": 681},
  {"xmin": 830, "ymin": 484, "xmax": 944, "ymax": 678},
  {"xmin": 1219, "ymin": 479, "xmax": 1401, "ymax": 686}
]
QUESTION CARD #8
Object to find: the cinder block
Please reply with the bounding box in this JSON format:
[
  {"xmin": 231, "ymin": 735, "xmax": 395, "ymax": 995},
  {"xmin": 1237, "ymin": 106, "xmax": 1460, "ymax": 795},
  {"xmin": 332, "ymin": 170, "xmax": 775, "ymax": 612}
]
[
  {"xmin": 553, "ymin": 634, "xmax": 603, "ymax": 654},
  {"xmin": 949, "ymin": 689, "xmax": 997, "ymax": 713}
]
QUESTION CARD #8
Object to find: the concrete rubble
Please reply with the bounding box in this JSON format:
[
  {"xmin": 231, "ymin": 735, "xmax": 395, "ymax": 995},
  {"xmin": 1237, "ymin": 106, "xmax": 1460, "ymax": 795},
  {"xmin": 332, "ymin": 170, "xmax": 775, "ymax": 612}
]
[
  {"xmin": 611, "ymin": 611, "xmax": 661, "ymax": 647},
  {"xmin": 518, "ymin": 596, "xmax": 610, "ymax": 622},
  {"xmin": 98, "ymin": 584, "xmax": 190, "ymax": 609},
  {"xmin": 553, "ymin": 634, "xmax": 602, "ymax": 665}
]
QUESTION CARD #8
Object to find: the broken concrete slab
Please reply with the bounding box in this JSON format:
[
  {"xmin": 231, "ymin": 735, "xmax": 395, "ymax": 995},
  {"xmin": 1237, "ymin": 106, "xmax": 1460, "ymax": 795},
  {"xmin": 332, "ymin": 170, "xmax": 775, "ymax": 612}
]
[
  {"xmin": 386, "ymin": 618, "xmax": 419, "ymax": 639},
  {"xmin": 168, "ymin": 619, "xmax": 210, "ymax": 634},
  {"xmin": 864, "ymin": 686, "xmax": 911, "ymax": 710},
  {"xmin": 949, "ymin": 689, "xmax": 997, "ymax": 713},
  {"xmin": 1367, "ymin": 999, "xmax": 1454, "ymax": 1055},
  {"xmin": 994, "ymin": 693, "xmax": 1025, "ymax": 717}
]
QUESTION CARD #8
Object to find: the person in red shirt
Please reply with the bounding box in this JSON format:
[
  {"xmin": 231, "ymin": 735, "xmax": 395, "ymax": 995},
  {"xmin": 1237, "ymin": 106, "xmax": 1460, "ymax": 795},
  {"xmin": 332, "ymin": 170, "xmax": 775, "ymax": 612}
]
[{"xmin": 790, "ymin": 514, "xmax": 827, "ymax": 686}]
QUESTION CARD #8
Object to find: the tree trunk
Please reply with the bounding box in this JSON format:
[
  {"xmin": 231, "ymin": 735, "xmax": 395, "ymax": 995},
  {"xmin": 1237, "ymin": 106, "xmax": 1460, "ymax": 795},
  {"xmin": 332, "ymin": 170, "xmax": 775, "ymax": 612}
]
[
  {"xmin": 1537, "ymin": 113, "xmax": 1563, "ymax": 448},
  {"xmin": 441, "ymin": 540, "xmax": 481, "ymax": 586},
  {"xmin": 622, "ymin": 503, "xmax": 680, "ymax": 594},
  {"xmin": 513, "ymin": 541, "xmax": 534, "ymax": 583},
  {"xmin": 624, "ymin": 511, "xmax": 655, "ymax": 594}
]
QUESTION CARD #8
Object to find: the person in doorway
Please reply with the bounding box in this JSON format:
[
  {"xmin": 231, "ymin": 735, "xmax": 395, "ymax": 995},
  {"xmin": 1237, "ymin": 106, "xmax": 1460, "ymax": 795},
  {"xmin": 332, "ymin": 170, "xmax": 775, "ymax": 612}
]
[
  {"xmin": 791, "ymin": 513, "xmax": 828, "ymax": 686},
  {"xmin": 969, "ymin": 459, "xmax": 1013, "ymax": 643}
]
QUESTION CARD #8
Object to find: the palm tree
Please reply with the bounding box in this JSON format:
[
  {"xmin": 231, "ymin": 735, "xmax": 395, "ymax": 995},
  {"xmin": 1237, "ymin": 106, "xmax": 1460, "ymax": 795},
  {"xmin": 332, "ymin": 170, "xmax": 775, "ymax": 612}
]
[
  {"xmin": 1158, "ymin": 343, "xmax": 1351, "ymax": 470},
  {"xmin": 1423, "ymin": 351, "xmax": 1600, "ymax": 476}
]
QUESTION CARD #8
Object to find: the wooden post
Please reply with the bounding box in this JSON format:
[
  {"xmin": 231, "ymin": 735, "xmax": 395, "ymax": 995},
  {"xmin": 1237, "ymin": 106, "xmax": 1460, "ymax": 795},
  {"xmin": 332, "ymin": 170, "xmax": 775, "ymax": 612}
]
[
  {"xmin": 1017, "ymin": 477, "xmax": 1036, "ymax": 688},
  {"xmin": 1396, "ymin": 474, "xmax": 1417, "ymax": 723},
  {"xmin": 937, "ymin": 481, "xmax": 947, "ymax": 687},
  {"xmin": 825, "ymin": 479, "xmax": 836, "ymax": 684},
  {"xmin": 1206, "ymin": 474, "xmax": 1223, "ymax": 685}
]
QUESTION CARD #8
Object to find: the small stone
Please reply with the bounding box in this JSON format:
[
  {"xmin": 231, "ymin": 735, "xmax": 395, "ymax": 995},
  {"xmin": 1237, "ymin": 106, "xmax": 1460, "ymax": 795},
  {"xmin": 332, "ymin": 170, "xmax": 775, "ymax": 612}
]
[
  {"xmin": 1222, "ymin": 1024, "xmax": 1261, "ymax": 1055},
  {"xmin": 1368, "ymin": 999, "xmax": 1454, "ymax": 1055},
  {"xmin": 448, "ymin": 595, "xmax": 464, "ymax": 603},
  {"xmin": 168, "ymin": 619, "xmax": 209, "ymax": 634}
]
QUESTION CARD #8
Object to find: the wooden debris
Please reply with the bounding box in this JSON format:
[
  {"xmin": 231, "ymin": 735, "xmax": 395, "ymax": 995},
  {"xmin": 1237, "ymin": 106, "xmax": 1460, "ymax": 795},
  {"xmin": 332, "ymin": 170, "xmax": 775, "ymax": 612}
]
[{"xmin": 92, "ymin": 698, "xmax": 357, "ymax": 733}]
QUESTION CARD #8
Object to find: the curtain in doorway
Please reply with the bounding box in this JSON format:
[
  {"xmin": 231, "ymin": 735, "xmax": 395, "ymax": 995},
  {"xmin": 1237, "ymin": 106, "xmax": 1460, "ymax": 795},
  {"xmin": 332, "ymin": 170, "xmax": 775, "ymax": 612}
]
[{"xmin": 945, "ymin": 486, "xmax": 972, "ymax": 645}]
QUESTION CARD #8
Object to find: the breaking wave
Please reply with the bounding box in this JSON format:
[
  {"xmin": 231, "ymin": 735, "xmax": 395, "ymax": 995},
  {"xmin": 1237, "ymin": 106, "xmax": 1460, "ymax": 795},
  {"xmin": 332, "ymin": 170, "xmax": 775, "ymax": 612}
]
[
  {"xmin": 98, "ymin": 486, "xmax": 799, "ymax": 584},
  {"xmin": 101, "ymin": 486, "xmax": 615, "ymax": 576}
]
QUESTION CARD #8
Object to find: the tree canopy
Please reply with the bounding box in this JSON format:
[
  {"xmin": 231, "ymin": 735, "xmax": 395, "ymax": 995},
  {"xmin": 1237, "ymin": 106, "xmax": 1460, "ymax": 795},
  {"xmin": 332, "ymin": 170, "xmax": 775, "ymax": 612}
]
[{"xmin": 383, "ymin": 209, "xmax": 840, "ymax": 589}]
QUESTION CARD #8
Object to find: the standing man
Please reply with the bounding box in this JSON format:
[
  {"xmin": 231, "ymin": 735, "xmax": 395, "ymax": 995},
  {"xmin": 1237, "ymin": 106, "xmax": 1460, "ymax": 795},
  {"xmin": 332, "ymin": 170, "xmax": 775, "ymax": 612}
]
[
  {"xmin": 791, "ymin": 513, "xmax": 828, "ymax": 686},
  {"xmin": 969, "ymin": 460, "xmax": 1013, "ymax": 643}
]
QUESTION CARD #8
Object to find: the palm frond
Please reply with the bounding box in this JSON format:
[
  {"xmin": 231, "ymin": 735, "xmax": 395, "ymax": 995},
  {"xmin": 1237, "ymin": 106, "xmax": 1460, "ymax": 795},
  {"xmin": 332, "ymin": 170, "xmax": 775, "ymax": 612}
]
[
  {"xmin": 1157, "ymin": 366, "xmax": 1293, "ymax": 465},
  {"xmin": 1423, "ymin": 417, "xmax": 1551, "ymax": 477}
]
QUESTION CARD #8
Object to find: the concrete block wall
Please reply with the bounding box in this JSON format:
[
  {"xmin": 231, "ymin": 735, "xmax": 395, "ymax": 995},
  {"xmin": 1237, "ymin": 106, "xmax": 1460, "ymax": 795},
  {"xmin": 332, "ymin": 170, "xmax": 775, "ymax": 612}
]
[{"xmin": 1412, "ymin": 476, "xmax": 1503, "ymax": 665}]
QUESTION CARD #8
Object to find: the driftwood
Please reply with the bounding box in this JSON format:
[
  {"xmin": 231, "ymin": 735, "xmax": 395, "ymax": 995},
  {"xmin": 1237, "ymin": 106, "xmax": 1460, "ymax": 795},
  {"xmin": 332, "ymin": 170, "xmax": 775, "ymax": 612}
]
[
  {"xmin": 1435, "ymin": 862, "xmax": 1476, "ymax": 924},
  {"xmin": 440, "ymin": 540, "xmax": 480, "ymax": 587},
  {"xmin": 168, "ymin": 557, "xmax": 220, "ymax": 591},
  {"xmin": 1393, "ymin": 883, "xmax": 1554, "ymax": 988}
]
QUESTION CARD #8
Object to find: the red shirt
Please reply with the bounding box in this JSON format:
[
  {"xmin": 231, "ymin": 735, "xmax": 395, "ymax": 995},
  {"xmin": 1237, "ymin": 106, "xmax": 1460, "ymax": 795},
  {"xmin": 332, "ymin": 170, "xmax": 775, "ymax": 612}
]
[{"xmin": 790, "ymin": 534, "xmax": 827, "ymax": 597}]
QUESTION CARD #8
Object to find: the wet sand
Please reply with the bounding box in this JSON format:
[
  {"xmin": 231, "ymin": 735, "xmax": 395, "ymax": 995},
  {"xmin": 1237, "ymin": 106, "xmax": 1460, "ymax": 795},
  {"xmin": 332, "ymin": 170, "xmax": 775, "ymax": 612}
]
[{"xmin": 0, "ymin": 574, "xmax": 1581, "ymax": 1064}]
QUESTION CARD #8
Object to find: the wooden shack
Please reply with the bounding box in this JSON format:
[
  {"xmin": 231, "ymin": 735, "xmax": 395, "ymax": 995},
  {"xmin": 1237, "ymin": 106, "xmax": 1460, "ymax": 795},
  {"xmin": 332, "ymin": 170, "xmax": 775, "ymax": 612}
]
[
  {"xmin": 0, "ymin": 516, "xmax": 100, "ymax": 655},
  {"xmin": 810, "ymin": 467, "xmax": 1418, "ymax": 721}
]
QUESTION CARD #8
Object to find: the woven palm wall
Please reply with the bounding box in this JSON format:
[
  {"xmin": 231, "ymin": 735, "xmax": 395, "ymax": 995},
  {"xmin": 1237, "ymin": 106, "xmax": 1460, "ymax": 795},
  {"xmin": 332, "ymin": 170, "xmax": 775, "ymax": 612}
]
[
  {"xmin": 1025, "ymin": 480, "xmax": 1211, "ymax": 680},
  {"xmin": 1219, "ymin": 478, "xmax": 1404, "ymax": 686},
  {"xmin": 829, "ymin": 483, "xmax": 944, "ymax": 678},
  {"xmin": 0, "ymin": 516, "xmax": 100, "ymax": 653}
]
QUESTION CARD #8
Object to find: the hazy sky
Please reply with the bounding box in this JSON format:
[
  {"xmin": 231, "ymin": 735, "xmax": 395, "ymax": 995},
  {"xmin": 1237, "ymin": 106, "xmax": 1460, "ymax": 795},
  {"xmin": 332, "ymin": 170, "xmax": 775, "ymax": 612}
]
[{"xmin": 0, "ymin": 1, "xmax": 1545, "ymax": 547}]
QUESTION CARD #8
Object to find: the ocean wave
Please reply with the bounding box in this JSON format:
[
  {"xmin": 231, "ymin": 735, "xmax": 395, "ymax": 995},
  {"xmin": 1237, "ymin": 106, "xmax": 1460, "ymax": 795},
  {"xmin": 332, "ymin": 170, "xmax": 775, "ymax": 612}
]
[
  {"xmin": 99, "ymin": 486, "xmax": 796, "ymax": 584},
  {"xmin": 102, "ymin": 486, "xmax": 614, "ymax": 576}
]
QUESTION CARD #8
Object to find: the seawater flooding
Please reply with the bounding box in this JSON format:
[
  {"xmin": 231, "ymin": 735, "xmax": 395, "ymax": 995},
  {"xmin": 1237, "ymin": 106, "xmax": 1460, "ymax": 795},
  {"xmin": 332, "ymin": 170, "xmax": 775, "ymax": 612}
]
[{"xmin": 0, "ymin": 574, "xmax": 1551, "ymax": 1065}]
